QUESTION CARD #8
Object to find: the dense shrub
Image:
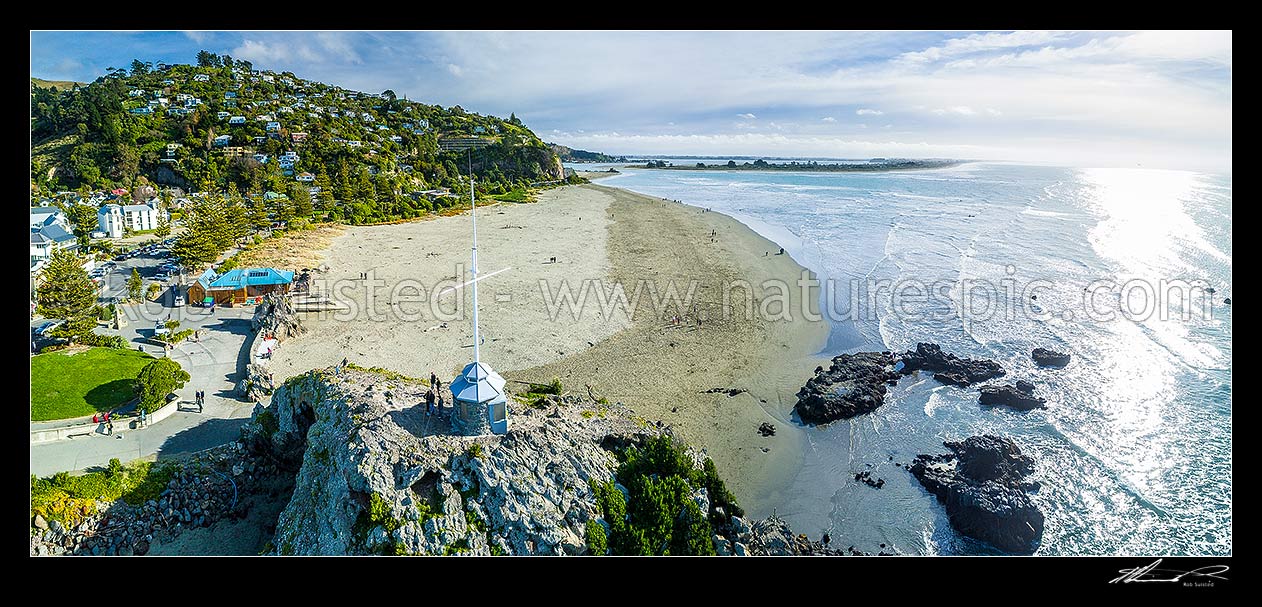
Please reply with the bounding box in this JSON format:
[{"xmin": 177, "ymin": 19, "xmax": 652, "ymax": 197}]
[
  {"xmin": 79, "ymin": 333, "xmax": 128, "ymax": 349},
  {"xmin": 31, "ymin": 460, "xmax": 176, "ymax": 526},
  {"xmin": 590, "ymin": 435, "xmax": 732, "ymax": 555},
  {"xmin": 585, "ymin": 518, "xmax": 607, "ymax": 555}
]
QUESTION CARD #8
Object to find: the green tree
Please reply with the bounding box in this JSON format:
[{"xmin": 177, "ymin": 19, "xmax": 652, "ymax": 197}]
[
  {"xmin": 127, "ymin": 268, "xmax": 143, "ymax": 300},
  {"xmin": 66, "ymin": 204, "xmax": 99, "ymax": 249},
  {"xmin": 154, "ymin": 214, "xmax": 172, "ymax": 239},
  {"xmin": 288, "ymin": 182, "xmax": 313, "ymax": 217},
  {"xmin": 133, "ymin": 358, "xmax": 190, "ymax": 413},
  {"xmin": 35, "ymin": 248, "xmax": 98, "ymax": 342},
  {"xmin": 196, "ymin": 50, "xmax": 219, "ymax": 68}
]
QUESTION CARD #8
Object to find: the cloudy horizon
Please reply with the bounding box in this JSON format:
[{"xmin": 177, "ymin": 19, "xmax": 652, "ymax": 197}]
[{"xmin": 30, "ymin": 30, "xmax": 1232, "ymax": 171}]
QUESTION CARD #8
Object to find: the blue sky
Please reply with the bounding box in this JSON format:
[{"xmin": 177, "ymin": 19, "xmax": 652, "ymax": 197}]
[{"xmin": 31, "ymin": 31, "xmax": 1232, "ymax": 170}]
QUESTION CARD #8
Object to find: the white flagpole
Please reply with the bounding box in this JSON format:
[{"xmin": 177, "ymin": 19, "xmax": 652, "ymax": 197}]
[{"xmin": 470, "ymin": 175, "xmax": 479, "ymax": 365}]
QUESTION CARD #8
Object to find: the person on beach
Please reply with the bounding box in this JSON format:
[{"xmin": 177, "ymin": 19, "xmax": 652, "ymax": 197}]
[
  {"xmin": 430, "ymin": 371, "xmax": 437, "ymax": 388},
  {"xmin": 437, "ymin": 393, "xmax": 445, "ymax": 415},
  {"xmin": 425, "ymin": 389, "xmax": 436, "ymax": 415}
]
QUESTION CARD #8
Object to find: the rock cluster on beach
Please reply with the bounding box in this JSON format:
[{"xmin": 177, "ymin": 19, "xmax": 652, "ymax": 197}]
[
  {"xmin": 1031, "ymin": 347, "xmax": 1071, "ymax": 368},
  {"xmin": 793, "ymin": 352, "xmax": 901, "ymax": 424},
  {"xmin": 908, "ymin": 435, "xmax": 1044, "ymax": 554},
  {"xmin": 979, "ymin": 380, "xmax": 1047, "ymax": 411},
  {"xmin": 794, "ymin": 343, "xmax": 1007, "ymax": 424},
  {"xmin": 899, "ymin": 342, "xmax": 1006, "ymax": 386}
]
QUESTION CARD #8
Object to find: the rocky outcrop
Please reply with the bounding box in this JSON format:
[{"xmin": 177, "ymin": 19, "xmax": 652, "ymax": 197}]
[
  {"xmin": 794, "ymin": 343, "xmax": 1006, "ymax": 424},
  {"xmin": 794, "ymin": 352, "xmax": 900, "ymax": 423},
  {"xmin": 237, "ymin": 362, "xmax": 277, "ymax": 403},
  {"xmin": 979, "ymin": 380, "xmax": 1046, "ymax": 411},
  {"xmin": 908, "ymin": 435, "xmax": 1043, "ymax": 554},
  {"xmin": 899, "ymin": 343, "xmax": 1005, "ymax": 386},
  {"xmin": 251, "ymin": 293, "xmax": 304, "ymax": 341},
  {"xmin": 1031, "ymin": 348, "xmax": 1071, "ymax": 368}
]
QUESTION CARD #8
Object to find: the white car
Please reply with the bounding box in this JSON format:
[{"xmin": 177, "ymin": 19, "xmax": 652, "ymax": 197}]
[
  {"xmin": 174, "ymin": 294, "xmax": 186, "ymax": 307},
  {"xmin": 154, "ymin": 322, "xmax": 170, "ymax": 336}
]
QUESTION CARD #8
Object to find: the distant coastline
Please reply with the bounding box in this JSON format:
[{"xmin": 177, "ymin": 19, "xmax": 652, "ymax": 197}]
[{"xmin": 635, "ymin": 158, "xmax": 964, "ymax": 172}]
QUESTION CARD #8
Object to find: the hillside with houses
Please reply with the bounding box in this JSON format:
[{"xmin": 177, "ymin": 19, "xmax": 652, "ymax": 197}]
[{"xmin": 31, "ymin": 52, "xmax": 568, "ymax": 225}]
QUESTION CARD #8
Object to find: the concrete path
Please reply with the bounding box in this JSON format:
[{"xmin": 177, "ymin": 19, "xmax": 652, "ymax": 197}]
[{"xmin": 30, "ymin": 303, "xmax": 261, "ymax": 477}]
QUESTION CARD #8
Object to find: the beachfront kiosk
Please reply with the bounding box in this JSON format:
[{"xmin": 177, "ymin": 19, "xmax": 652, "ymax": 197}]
[{"xmin": 449, "ymin": 176, "xmax": 509, "ymax": 436}]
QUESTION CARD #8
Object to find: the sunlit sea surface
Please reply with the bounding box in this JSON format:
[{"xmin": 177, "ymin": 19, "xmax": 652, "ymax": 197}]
[{"xmin": 574, "ymin": 161, "xmax": 1232, "ymax": 555}]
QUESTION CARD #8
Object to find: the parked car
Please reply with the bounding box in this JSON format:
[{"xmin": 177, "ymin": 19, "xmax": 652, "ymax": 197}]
[
  {"xmin": 152, "ymin": 273, "xmax": 171, "ymax": 282},
  {"xmin": 154, "ymin": 321, "xmax": 170, "ymax": 336},
  {"xmin": 34, "ymin": 320, "xmax": 63, "ymax": 336},
  {"xmin": 174, "ymin": 294, "xmax": 186, "ymax": 307}
]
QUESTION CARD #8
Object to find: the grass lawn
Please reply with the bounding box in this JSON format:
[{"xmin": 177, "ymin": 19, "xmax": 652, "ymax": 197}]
[{"xmin": 30, "ymin": 347, "xmax": 156, "ymax": 421}]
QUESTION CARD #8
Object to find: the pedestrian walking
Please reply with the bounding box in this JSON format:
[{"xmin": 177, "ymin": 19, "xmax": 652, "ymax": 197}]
[
  {"xmin": 425, "ymin": 388, "xmax": 436, "ymax": 415},
  {"xmin": 106, "ymin": 421, "xmax": 113, "ymax": 436},
  {"xmin": 437, "ymin": 393, "xmax": 445, "ymax": 415},
  {"xmin": 139, "ymin": 407, "xmax": 147, "ymax": 428},
  {"xmin": 430, "ymin": 371, "xmax": 437, "ymax": 388}
]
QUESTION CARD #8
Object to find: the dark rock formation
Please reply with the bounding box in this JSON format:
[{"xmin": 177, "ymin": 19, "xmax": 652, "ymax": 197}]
[
  {"xmin": 979, "ymin": 380, "xmax": 1046, "ymax": 411},
  {"xmin": 854, "ymin": 470, "xmax": 885, "ymax": 489},
  {"xmin": 703, "ymin": 387, "xmax": 748, "ymax": 397},
  {"xmin": 899, "ymin": 343, "xmax": 1005, "ymax": 386},
  {"xmin": 794, "ymin": 343, "xmax": 1006, "ymax": 424},
  {"xmin": 794, "ymin": 352, "xmax": 900, "ymax": 424},
  {"xmin": 757, "ymin": 422, "xmax": 776, "ymax": 437},
  {"xmin": 1224, "ymin": 297, "xmax": 1231, "ymax": 305},
  {"xmin": 909, "ymin": 435, "xmax": 1043, "ymax": 554},
  {"xmin": 1031, "ymin": 347, "xmax": 1071, "ymax": 368}
]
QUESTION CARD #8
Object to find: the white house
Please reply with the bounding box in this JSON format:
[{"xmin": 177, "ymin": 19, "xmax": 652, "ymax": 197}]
[
  {"xmin": 266, "ymin": 121, "xmax": 281, "ymax": 132},
  {"xmin": 96, "ymin": 204, "xmax": 125, "ymax": 238},
  {"xmin": 296, "ymin": 172, "xmax": 316, "ymax": 183},
  {"xmin": 130, "ymin": 106, "xmax": 153, "ymax": 115},
  {"xmin": 213, "ymin": 134, "xmax": 232, "ymax": 146},
  {"xmin": 217, "ymin": 111, "xmax": 231, "ymax": 119},
  {"xmin": 193, "ymin": 74, "xmax": 210, "ymax": 82},
  {"xmin": 228, "ymin": 115, "xmax": 246, "ymax": 124}
]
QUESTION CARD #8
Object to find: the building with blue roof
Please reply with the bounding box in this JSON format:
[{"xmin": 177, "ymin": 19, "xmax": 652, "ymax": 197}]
[{"xmin": 186, "ymin": 267, "xmax": 294, "ymax": 306}]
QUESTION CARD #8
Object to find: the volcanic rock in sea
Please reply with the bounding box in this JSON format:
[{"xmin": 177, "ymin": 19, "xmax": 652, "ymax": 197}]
[
  {"xmin": 1031, "ymin": 347, "xmax": 1071, "ymax": 368},
  {"xmin": 979, "ymin": 380, "xmax": 1047, "ymax": 411},
  {"xmin": 908, "ymin": 435, "xmax": 1044, "ymax": 554},
  {"xmin": 793, "ymin": 352, "xmax": 901, "ymax": 424},
  {"xmin": 899, "ymin": 343, "xmax": 1006, "ymax": 386}
]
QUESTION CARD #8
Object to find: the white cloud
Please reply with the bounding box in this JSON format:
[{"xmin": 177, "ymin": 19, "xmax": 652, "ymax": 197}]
[
  {"xmin": 447, "ymin": 64, "xmax": 464, "ymax": 77},
  {"xmin": 821, "ymin": 116, "xmax": 836, "ymax": 122},
  {"xmin": 737, "ymin": 113, "xmax": 757, "ymax": 119},
  {"xmin": 856, "ymin": 108, "xmax": 883, "ymax": 116},
  {"xmin": 986, "ymin": 108, "xmax": 1002, "ymax": 116},
  {"xmin": 183, "ymin": 31, "xmax": 209, "ymax": 44},
  {"xmin": 898, "ymin": 30, "xmax": 1067, "ymax": 64}
]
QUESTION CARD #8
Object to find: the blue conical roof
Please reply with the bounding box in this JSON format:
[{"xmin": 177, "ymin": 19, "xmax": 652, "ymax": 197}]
[{"xmin": 449, "ymin": 361, "xmax": 506, "ymax": 404}]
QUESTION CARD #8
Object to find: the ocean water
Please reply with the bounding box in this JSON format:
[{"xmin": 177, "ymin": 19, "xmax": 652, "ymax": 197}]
[{"xmin": 577, "ymin": 162, "xmax": 1232, "ymax": 556}]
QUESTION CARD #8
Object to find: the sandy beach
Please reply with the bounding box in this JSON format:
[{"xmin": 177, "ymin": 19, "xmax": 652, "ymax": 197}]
[{"xmin": 270, "ymin": 183, "xmax": 828, "ymax": 513}]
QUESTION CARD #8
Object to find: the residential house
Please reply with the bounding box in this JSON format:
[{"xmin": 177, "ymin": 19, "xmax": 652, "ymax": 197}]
[
  {"xmin": 176, "ymin": 93, "xmax": 192, "ymax": 102},
  {"xmin": 217, "ymin": 111, "xmax": 231, "ymax": 120},
  {"xmin": 213, "ymin": 134, "xmax": 232, "ymax": 146},
  {"xmin": 162, "ymin": 78, "xmax": 175, "ymax": 85},
  {"xmin": 296, "ymin": 172, "xmax": 316, "ymax": 183},
  {"xmin": 169, "ymin": 107, "xmax": 191, "ymax": 116},
  {"xmin": 253, "ymin": 136, "xmax": 267, "ymax": 145},
  {"xmin": 290, "ymin": 131, "xmax": 308, "ymax": 144},
  {"xmin": 31, "ymin": 223, "xmax": 78, "ymax": 265},
  {"xmin": 228, "ymin": 115, "xmax": 246, "ymax": 124},
  {"xmin": 253, "ymin": 153, "xmax": 269, "ymax": 164},
  {"xmin": 130, "ymin": 106, "xmax": 153, "ymax": 115},
  {"xmin": 224, "ymin": 91, "xmax": 237, "ymax": 99},
  {"xmin": 98, "ymin": 201, "xmax": 164, "ymax": 237},
  {"xmin": 261, "ymin": 74, "xmax": 274, "ymax": 83},
  {"xmin": 96, "ymin": 204, "xmax": 124, "ymax": 238},
  {"xmin": 193, "ymin": 74, "xmax": 210, "ymax": 82},
  {"xmin": 389, "ymin": 135, "xmax": 403, "ymax": 143}
]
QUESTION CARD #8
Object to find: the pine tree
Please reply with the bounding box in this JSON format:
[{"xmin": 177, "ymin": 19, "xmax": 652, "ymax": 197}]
[
  {"xmin": 134, "ymin": 358, "xmax": 191, "ymax": 413},
  {"xmin": 128, "ymin": 268, "xmax": 143, "ymax": 300},
  {"xmin": 35, "ymin": 248, "xmax": 98, "ymax": 343}
]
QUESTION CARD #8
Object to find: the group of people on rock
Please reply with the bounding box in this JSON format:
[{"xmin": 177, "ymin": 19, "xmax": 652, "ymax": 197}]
[{"xmin": 425, "ymin": 371, "xmax": 446, "ymax": 416}]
